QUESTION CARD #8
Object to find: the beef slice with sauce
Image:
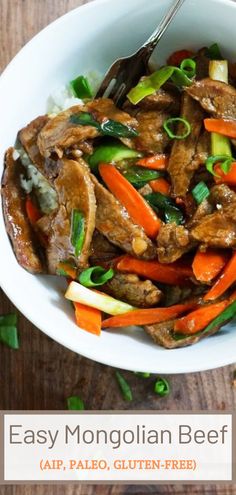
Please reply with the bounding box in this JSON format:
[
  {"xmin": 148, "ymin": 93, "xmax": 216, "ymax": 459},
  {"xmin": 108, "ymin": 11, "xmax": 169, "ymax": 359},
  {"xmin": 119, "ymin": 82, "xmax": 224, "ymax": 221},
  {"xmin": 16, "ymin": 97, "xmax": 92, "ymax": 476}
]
[
  {"xmin": 44, "ymin": 158, "xmax": 96, "ymax": 273},
  {"xmin": 167, "ymin": 93, "xmax": 205, "ymax": 197},
  {"xmin": 91, "ymin": 176, "xmax": 156, "ymax": 260},
  {"xmin": 134, "ymin": 110, "xmax": 170, "ymax": 153},
  {"xmin": 186, "ymin": 78, "xmax": 236, "ymax": 120},
  {"xmin": 145, "ymin": 319, "xmax": 220, "ymax": 349},
  {"xmin": 191, "ymin": 184, "xmax": 236, "ymax": 248},
  {"xmin": 89, "ymin": 231, "xmax": 121, "ymax": 265},
  {"xmin": 157, "ymin": 224, "xmax": 195, "ymax": 264},
  {"xmin": 102, "ymin": 273, "xmax": 162, "ymax": 308},
  {"xmin": 138, "ymin": 83, "xmax": 180, "ymax": 113},
  {"xmin": 1, "ymin": 148, "xmax": 44, "ymax": 273},
  {"xmin": 37, "ymin": 98, "xmax": 138, "ymax": 158}
]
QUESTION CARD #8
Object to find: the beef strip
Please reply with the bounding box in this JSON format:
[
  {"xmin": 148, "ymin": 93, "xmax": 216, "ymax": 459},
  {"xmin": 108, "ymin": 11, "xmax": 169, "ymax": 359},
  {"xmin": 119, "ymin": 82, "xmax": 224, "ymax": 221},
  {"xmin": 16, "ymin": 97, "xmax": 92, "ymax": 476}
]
[
  {"xmin": 134, "ymin": 110, "xmax": 170, "ymax": 153},
  {"xmin": 157, "ymin": 223, "xmax": 195, "ymax": 263},
  {"xmin": 191, "ymin": 130, "xmax": 211, "ymax": 169},
  {"xmin": 195, "ymin": 48, "xmax": 210, "ymax": 80},
  {"xmin": 45, "ymin": 158, "xmax": 96, "ymax": 273},
  {"xmin": 191, "ymin": 185, "xmax": 236, "ymax": 248},
  {"xmin": 91, "ymin": 176, "xmax": 156, "ymax": 260},
  {"xmin": 167, "ymin": 93, "xmax": 205, "ymax": 197},
  {"xmin": 89, "ymin": 231, "xmax": 121, "ymax": 265},
  {"xmin": 38, "ymin": 99, "xmax": 138, "ymax": 158},
  {"xmin": 1, "ymin": 148, "xmax": 44, "ymax": 273},
  {"xmin": 187, "ymin": 198, "xmax": 213, "ymax": 229},
  {"xmin": 186, "ymin": 78, "xmax": 236, "ymax": 120},
  {"xmin": 102, "ymin": 273, "xmax": 162, "ymax": 308},
  {"xmin": 138, "ymin": 83, "xmax": 180, "ymax": 113},
  {"xmin": 145, "ymin": 319, "xmax": 219, "ymax": 349},
  {"xmin": 18, "ymin": 115, "xmax": 49, "ymax": 175}
]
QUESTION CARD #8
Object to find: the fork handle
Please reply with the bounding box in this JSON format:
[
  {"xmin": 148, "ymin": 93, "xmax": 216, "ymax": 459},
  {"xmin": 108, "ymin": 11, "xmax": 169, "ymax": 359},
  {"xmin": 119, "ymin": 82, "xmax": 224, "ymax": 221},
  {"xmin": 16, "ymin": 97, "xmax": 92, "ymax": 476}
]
[{"xmin": 138, "ymin": 0, "xmax": 186, "ymax": 58}]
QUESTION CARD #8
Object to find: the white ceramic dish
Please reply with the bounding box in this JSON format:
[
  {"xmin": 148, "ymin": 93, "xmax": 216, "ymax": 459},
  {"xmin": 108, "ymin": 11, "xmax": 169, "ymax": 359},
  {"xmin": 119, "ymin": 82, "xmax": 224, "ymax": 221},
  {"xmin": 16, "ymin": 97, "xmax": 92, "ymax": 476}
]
[{"xmin": 0, "ymin": 0, "xmax": 235, "ymax": 374}]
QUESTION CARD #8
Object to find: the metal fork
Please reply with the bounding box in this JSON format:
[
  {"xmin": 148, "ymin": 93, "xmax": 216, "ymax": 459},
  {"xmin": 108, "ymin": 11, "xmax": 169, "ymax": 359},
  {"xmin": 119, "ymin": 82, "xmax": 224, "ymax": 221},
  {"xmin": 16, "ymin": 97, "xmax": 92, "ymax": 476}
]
[{"xmin": 96, "ymin": 0, "xmax": 186, "ymax": 107}]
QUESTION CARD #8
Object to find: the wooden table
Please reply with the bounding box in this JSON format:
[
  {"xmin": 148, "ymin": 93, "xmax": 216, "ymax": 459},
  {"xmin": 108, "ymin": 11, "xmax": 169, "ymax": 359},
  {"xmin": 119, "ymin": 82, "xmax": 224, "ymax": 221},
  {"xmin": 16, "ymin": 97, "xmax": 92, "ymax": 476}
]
[{"xmin": 0, "ymin": 0, "xmax": 235, "ymax": 493}]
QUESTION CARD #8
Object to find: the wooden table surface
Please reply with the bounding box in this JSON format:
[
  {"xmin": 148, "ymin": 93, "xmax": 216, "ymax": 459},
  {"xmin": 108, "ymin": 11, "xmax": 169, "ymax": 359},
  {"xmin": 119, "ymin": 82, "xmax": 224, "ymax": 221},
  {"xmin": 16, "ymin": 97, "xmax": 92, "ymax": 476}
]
[{"xmin": 0, "ymin": 0, "xmax": 236, "ymax": 493}]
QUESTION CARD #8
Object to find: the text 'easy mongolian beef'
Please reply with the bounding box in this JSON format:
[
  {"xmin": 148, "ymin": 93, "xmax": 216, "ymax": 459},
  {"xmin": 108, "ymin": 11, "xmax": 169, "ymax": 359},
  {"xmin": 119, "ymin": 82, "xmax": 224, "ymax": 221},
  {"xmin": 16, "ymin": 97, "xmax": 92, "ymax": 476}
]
[{"xmin": 2, "ymin": 44, "xmax": 236, "ymax": 348}]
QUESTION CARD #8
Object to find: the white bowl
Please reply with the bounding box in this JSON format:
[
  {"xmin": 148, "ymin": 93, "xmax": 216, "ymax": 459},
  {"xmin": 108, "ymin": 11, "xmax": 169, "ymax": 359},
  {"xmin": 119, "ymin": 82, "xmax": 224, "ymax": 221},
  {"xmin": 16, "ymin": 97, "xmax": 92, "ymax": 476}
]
[{"xmin": 0, "ymin": 0, "xmax": 236, "ymax": 374}]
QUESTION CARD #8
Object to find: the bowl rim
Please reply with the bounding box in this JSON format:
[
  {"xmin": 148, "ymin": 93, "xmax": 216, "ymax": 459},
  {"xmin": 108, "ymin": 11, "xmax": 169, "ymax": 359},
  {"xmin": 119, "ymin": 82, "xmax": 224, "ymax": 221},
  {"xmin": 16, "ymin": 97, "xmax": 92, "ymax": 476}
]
[{"xmin": 0, "ymin": 0, "xmax": 236, "ymax": 374}]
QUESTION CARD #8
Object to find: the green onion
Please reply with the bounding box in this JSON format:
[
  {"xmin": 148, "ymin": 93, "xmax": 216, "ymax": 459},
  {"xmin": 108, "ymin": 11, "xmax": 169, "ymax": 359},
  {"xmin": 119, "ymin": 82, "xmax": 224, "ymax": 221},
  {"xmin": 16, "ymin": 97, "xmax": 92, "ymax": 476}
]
[
  {"xmin": 180, "ymin": 58, "xmax": 196, "ymax": 79},
  {"xmin": 211, "ymin": 132, "xmax": 232, "ymax": 157},
  {"xmin": 127, "ymin": 64, "xmax": 194, "ymax": 105},
  {"xmin": 70, "ymin": 75, "xmax": 93, "ymax": 99},
  {"xmin": 115, "ymin": 371, "xmax": 133, "ymax": 401},
  {"xmin": 79, "ymin": 266, "xmax": 114, "ymax": 288},
  {"xmin": 206, "ymin": 43, "xmax": 223, "ymax": 60},
  {"xmin": 205, "ymin": 155, "xmax": 234, "ymax": 177},
  {"xmin": 154, "ymin": 377, "xmax": 170, "ymax": 397},
  {"xmin": 163, "ymin": 117, "xmax": 191, "ymax": 140},
  {"xmin": 88, "ymin": 141, "xmax": 141, "ymax": 172},
  {"xmin": 201, "ymin": 299, "xmax": 236, "ymax": 336},
  {"xmin": 0, "ymin": 314, "xmax": 19, "ymax": 350},
  {"xmin": 134, "ymin": 372, "xmax": 151, "ymax": 378},
  {"xmin": 192, "ymin": 181, "xmax": 210, "ymax": 205},
  {"xmin": 71, "ymin": 210, "xmax": 85, "ymax": 257},
  {"xmin": 70, "ymin": 112, "xmax": 138, "ymax": 138},
  {"xmin": 145, "ymin": 192, "xmax": 184, "ymax": 225},
  {"xmin": 123, "ymin": 166, "xmax": 162, "ymax": 188},
  {"xmin": 67, "ymin": 396, "xmax": 85, "ymax": 410},
  {"xmin": 173, "ymin": 299, "xmax": 236, "ymax": 342}
]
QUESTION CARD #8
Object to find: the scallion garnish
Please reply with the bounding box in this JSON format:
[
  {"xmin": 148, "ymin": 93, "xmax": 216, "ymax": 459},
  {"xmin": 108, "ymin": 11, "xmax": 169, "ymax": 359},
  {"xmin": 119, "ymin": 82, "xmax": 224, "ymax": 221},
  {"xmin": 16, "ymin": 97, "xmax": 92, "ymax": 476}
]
[
  {"xmin": 145, "ymin": 192, "xmax": 184, "ymax": 225},
  {"xmin": 123, "ymin": 166, "xmax": 163, "ymax": 188},
  {"xmin": 0, "ymin": 314, "xmax": 19, "ymax": 349},
  {"xmin": 154, "ymin": 377, "xmax": 170, "ymax": 397},
  {"xmin": 192, "ymin": 181, "xmax": 210, "ymax": 205},
  {"xmin": 163, "ymin": 117, "xmax": 191, "ymax": 140},
  {"xmin": 70, "ymin": 75, "xmax": 93, "ymax": 99},
  {"xmin": 79, "ymin": 266, "xmax": 115, "ymax": 288},
  {"xmin": 127, "ymin": 63, "xmax": 195, "ymax": 105},
  {"xmin": 180, "ymin": 58, "xmax": 197, "ymax": 79},
  {"xmin": 67, "ymin": 396, "xmax": 85, "ymax": 410},
  {"xmin": 71, "ymin": 210, "xmax": 85, "ymax": 257},
  {"xmin": 134, "ymin": 372, "xmax": 151, "ymax": 378},
  {"xmin": 70, "ymin": 112, "xmax": 138, "ymax": 138},
  {"xmin": 206, "ymin": 43, "xmax": 223, "ymax": 60},
  {"xmin": 205, "ymin": 155, "xmax": 234, "ymax": 177},
  {"xmin": 115, "ymin": 371, "xmax": 133, "ymax": 401}
]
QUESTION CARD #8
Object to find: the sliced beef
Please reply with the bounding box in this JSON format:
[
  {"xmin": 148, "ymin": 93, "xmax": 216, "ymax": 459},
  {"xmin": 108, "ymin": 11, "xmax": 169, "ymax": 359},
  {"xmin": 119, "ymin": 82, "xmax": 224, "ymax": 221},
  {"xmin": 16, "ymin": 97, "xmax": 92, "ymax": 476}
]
[
  {"xmin": 145, "ymin": 319, "xmax": 219, "ymax": 349},
  {"xmin": 38, "ymin": 98, "xmax": 138, "ymax": 158},
  {"xmin": 191, "ymin": 185, "xmax": 236, "ymax": 248},
  {"xmin": 187, "ymin": 198, "xmax": 213, "ymax": 229},
  {"xmin": 91, "ymin": 176, "xmax": 156, "ymax": 260},
  {"xmin": 134, "ymin": 110, "xmax": 170, "ymax": 153},
  {"xmin": 18, "ymin": 115, "xmax": 49, "ymax": 174},
  {"xmin": 102, "ymin": 273, "xmax": 162, "ymax": 308},
  {"xmin": 89, "ymin": 231, "xmax": 121, "ymax": 265},
  {"xmin": 138, "ymin": 84, "xmax": 180, "ymax": 113},
  {"xmin": 45, "ymin": 158, "xmax": 96, "ymax": 273},
  {"xmin": 192, "ymin": 130, "xmax": 211, "ymax": 168},
  {"xmin": 167, "ymin": 93, "xmax": 205, "ymax": 197},
  {"xmin": 157, "ymin": 224, "xmax": 195, "ymax": 263},
  {"xmin": 1, "ymin": 148, "xmax": 44, "ymax": 273},
  {"xmin": 186, "ymin": 78, "xmax": 236, "ymax": 120},
  {"xmin": 195, "ymin": 48, "xmax": 210, "ymax": 80}
]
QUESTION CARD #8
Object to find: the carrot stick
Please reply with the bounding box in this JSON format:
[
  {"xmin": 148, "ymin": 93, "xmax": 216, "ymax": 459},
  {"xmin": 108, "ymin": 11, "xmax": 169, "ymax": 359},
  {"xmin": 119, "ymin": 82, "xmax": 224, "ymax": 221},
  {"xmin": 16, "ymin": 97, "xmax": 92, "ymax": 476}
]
[
  {"xmin": 102, "ymin": 301, "xmax": 197, "ymax": 328},
  {"xmin": 174, "ymin": 300, "xmax": 229, "ymax": 335},
  {"xmin": 25, "ymin": 197, "xmax": 42, "ymax": 223},
  {"xmin": 74, "ymin": 302, "xmax": 102, "ymax": 336},
  {"xmin": 204, "ymin": 251, "xmax": 236, "ymax": 301},
  {"xmin": 137, "ymin": 154, "xmax": 168, "ymax": 170},
  {"xmin": 214, "ymin": 162, "xmax": 236, "ymax": 186},
  {"xmin": 99, "ymin": 164, "xmax": 161, "ymax": 238},
  {"xmin": 192, "ymin": 249, "xmax": 229, "ymax": 283},
  {"xmin": 117, "ymin": 255, "xmax": 193, "ymax": 286},
  {"xmin": 149, "ymin": 178, "xmax": 171, "ymax": 195},
  {"xmin": 167, "ymin": 49, "xmax": 194, "ymax": 67},
  {"xmin": 204, "ymin": 118, "xmax": 236, "ymax": 139}
]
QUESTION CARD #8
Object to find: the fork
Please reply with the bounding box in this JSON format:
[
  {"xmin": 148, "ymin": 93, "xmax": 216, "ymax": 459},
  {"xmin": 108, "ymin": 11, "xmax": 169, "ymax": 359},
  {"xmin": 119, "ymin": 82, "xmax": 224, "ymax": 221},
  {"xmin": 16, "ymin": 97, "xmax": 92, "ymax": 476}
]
[{"xmin": 96, "ymin": 0, "xmax": 186, "ymax": 107}]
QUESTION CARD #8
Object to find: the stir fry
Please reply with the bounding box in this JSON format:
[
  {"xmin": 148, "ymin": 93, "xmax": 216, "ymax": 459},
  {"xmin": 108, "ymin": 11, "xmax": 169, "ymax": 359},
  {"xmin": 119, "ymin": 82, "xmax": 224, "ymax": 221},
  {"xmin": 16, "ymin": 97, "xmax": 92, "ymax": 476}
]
[{"xmin": 2, "ymin": 43, "xmax": 236, "ymax": 348}]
